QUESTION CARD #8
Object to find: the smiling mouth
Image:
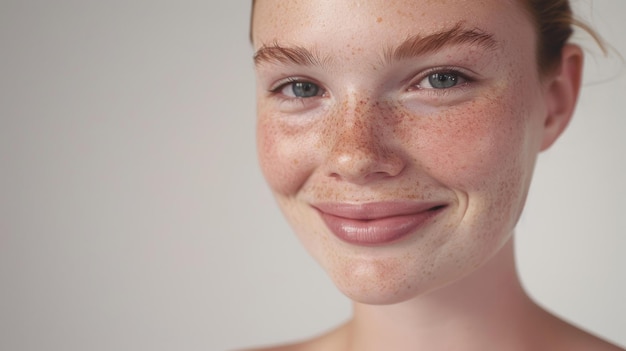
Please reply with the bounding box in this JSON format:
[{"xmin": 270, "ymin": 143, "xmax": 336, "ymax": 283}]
[{"xmin": 312, "ymin": 202, "xmax": 447, "ymax": 246}]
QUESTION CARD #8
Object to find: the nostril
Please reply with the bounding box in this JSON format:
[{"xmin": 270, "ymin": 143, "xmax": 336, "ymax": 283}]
[
  {"xmin": 325, "ymin": 147, "xmax": 407, "ymax": 183},
  {"xmin": 428, "ymin": 204, "xmax": 447, "ymax": 212},
  {"xmin": 366, "ymin": 170, "xmax": 400, "ymax": 181}
]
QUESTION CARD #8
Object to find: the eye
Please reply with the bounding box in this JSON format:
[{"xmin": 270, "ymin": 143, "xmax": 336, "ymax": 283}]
[
  {"xmin": 273, "ymin": 79, "xmax": 325, "ymax": 98},
  {"xmin": 292, "ymin": 81, "xmax": 320, "ymax": 97},
  {"xmin": 416, "ymin": 71, "xmax": 469, "ymax": 90}
]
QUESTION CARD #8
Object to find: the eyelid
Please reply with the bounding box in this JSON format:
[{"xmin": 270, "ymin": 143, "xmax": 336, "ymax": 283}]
[
  {"xmin": 408, "ymin": 66, "xmax": 477, "ymax": 90},
  {"xmin": 265, "ymin": 76, "xmax": 327, "ymax": 112},
  {"xmin": 269, "ymin": 76, "xmax": 325, "ymax": 94}
]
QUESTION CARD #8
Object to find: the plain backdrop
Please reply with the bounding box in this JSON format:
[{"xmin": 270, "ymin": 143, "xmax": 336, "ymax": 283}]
[{"xmin": 0, "ymin": 1, "xmax": 624, "ymax": 350}]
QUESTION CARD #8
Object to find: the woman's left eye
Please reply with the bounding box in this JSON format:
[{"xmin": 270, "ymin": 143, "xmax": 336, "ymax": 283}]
[{"xmin": 416, "ymin": 71, "xmax": 469, "ymax": 90}]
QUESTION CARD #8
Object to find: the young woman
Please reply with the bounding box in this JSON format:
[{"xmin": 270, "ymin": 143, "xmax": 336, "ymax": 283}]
[{"xmin": 249, "ymin": 0, "xmax": 624, "ymax": 350}]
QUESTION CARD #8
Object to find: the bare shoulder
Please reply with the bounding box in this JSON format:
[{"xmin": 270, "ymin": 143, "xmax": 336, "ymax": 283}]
[
  {"xmin": 548, "ymin": 318, "xmax": 625, "ymax": 351},
  {"xmin": 237, "ymin": 324, "xmax": 348, "ymax": 351},
  {"xmin": 564, "ymin": 334, "xmax": 625, "ymax": 351},
  {"xmin": 561, "ymin": 335, "xmax": 626, "ymax": 351}
]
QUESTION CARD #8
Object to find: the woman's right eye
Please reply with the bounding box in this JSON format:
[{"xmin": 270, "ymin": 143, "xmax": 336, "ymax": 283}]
[{"xmin": 273, "ymin": 80, "xmax": 324, "ymax": 98}]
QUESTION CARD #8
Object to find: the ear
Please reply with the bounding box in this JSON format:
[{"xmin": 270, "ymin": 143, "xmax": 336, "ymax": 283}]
[{"xmin": 540, "ymin": 44, "xmax": 584, "ymax": 151}]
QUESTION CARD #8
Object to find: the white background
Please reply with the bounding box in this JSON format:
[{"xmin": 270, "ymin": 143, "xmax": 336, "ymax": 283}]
[{"xmin": 0, "ymin": 1, "xmax": 624, "ymax": 350}]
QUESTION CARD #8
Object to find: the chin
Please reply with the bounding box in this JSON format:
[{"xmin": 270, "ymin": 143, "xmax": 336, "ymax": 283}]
[
  {"xmin": 332, "ymin": 269, "xmax": 451, "ymax": 306},
  {"xmin": 322, "ymin": 252, "xmax": 460, "ymax": 305},
  {"xmin": 320, "ymin": 231, "xmax": 512, "ymax": 305},
  {"xmin": 340, "ymin": 286, "xmax": 423, "ymax": 306}
]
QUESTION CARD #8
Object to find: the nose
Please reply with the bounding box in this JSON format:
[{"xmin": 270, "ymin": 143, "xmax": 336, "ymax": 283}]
[{"xmin": 324, "ymin": 104, "xmax": 406, "ymax": 184}]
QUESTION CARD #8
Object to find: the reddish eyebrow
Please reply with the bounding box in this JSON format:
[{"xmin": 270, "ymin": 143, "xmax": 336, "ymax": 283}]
[
  {"xmin": 384, "ymin": 23, "xmax": 497, "ymax": 63},
  {"xmin": 253, "ymin": 43, "xmax": 330, "ymax": 67},
  {"xmin": 253, "ymin": 23, "xmax": 497, "ymax": 67}
]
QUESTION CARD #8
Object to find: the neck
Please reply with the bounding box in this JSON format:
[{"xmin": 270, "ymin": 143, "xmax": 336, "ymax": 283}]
[{"xmin": 343, "ymin": 237, "xmax": 546, "ymax": 351}]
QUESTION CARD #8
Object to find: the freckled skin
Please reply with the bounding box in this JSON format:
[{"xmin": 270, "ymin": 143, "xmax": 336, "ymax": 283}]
[
  {"xmin": 254, "ymin": 0, "xmax": 552, "ymax": 305},
  {"xmin": 250, "ymin": 2, "xmax": 626, "ymax": 347}
]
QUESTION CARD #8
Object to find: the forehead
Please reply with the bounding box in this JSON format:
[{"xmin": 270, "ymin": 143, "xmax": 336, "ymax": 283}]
[{"xmin": 252, "ymin": 0, "xmax": 533, "ymax": 53}]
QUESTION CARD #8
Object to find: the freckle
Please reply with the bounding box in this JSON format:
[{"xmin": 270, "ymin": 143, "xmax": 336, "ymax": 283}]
[{"xmin": 376, "ymin": 17, "xmax": 383, "ymax": 23}]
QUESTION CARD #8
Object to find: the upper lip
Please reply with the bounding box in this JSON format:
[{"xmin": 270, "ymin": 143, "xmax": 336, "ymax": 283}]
[{"xmin": 311, "ymin": 201, "xmax": 448, "ymax": 220}]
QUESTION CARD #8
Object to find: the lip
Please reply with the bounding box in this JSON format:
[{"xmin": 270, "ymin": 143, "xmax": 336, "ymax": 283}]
[{"xmin": 312, "ymin": 201, "xmax": 447, "ymax": 246}]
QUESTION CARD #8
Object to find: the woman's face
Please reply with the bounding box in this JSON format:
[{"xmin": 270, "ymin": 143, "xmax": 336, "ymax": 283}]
[{"xmin": 253, "ymin": 0, "xmax": 554, "ymax": 304}]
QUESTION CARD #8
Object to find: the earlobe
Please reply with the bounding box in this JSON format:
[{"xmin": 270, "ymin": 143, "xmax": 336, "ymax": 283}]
[{"xmin": 540, "ymin": 44, "xmax": 584, "ymax": 151}]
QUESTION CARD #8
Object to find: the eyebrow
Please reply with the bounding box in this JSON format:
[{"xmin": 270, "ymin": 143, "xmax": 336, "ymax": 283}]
[
  {"xmin": 253, "ymin": 22, "xmax": 497, "ymax": 67},
  {"xmin": 383, "ymin": 23, "xmax": 497, "ymax": 64},
  {"xmin": 253, "ymin": 43, "xmax": 330, "ymax": 67}
]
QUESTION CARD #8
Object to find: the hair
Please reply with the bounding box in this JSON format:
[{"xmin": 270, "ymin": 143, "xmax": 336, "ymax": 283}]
[
  {"xmin": 517, "ymin": 0, "xmax": 605, "ymax": 75},
  {"xmin": 250, "ymin": 0, "xmax": 605, "ymax": 77}
]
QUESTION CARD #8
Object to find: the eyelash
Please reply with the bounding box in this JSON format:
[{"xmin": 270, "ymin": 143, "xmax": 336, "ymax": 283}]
[
  {"xmin": 267, "ymin": 67, "xmax": 476, "ymax": 105},
  {"xmin": 409, "ymin": 67, "xmax": 475, "ymax": 93},
  {"xmin": 267, "ymin": 77, "xmax": 327, "ymax": 111},
  {"xmin": 270, "ymin": 77, "xmax": 325, "ymax": 95}
]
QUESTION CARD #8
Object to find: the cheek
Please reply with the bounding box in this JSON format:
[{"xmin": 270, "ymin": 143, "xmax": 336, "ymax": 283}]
[
  {"xmin": 398, "ymin": 87, "xmax": 544, "ymax": 245},
  {"xmin": 256, "ymin": 111, "xmax": 318, "ymax": 196},
  {"xmin": 409, "ymin": 94, "xmax": 534, "ymax": 191}
]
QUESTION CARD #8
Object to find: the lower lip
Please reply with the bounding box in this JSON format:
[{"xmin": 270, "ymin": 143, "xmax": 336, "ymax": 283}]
[{"xmin": 317, "ymin": 206, "xmax": 445, "ymax": 246}]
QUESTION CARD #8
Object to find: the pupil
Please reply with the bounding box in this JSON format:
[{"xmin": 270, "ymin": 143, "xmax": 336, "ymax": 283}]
[
  {"xmin": 428, "ymin": 73, "xmax": 457, "ymax": 89},
  {"xmin": 293, "ymin": 82, "xmax": 319, "ymax": 97}
]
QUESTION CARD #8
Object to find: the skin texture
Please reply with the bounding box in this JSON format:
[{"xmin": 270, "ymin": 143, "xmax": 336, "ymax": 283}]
[{"xmin": 249, "ymin": 0, "xmax": 624, "ymax": 350}]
